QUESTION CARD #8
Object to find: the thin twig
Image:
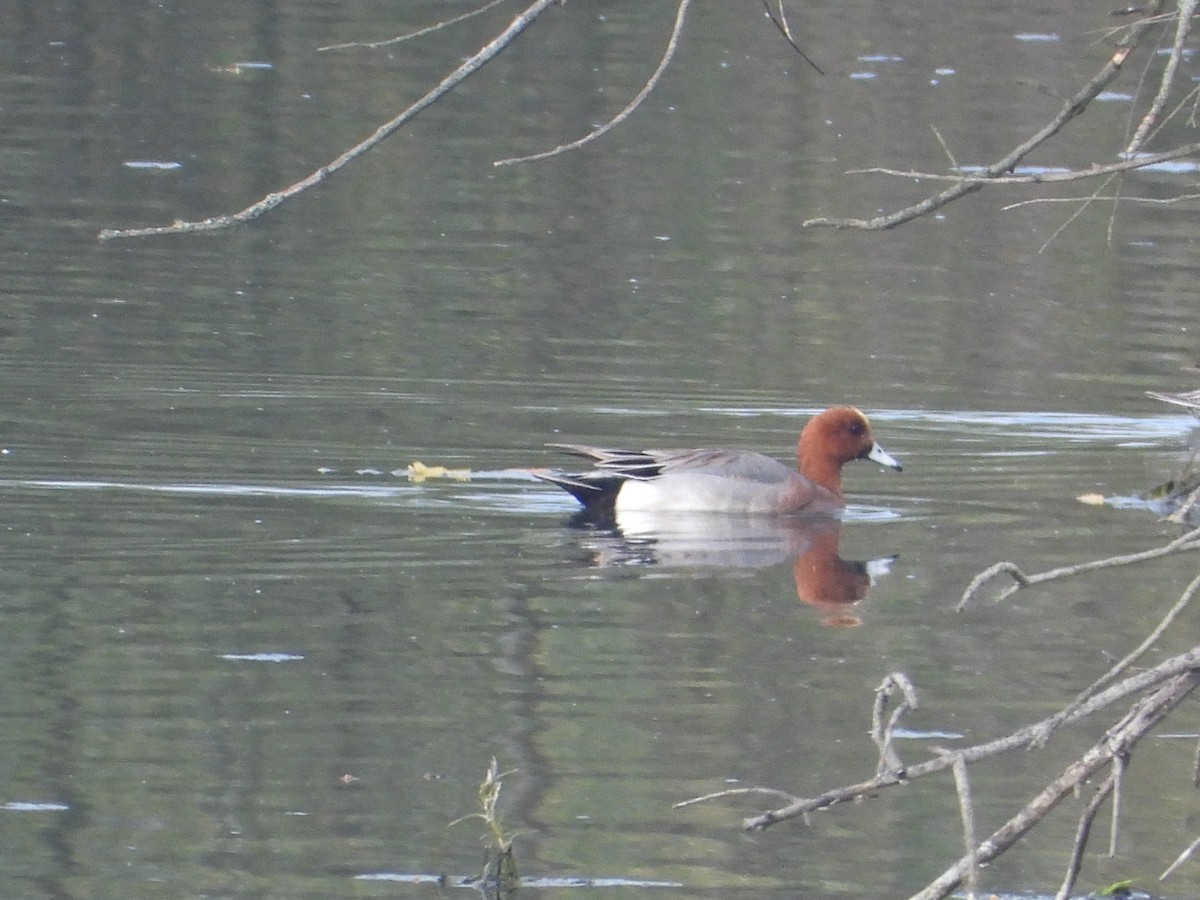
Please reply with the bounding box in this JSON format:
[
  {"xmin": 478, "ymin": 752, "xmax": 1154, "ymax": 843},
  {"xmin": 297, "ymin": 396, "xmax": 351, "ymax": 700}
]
[
  {"xmin": 1125, "ymin": 0, "xmax": 1198, "ymax": 153},
  {"xmin": 494, "ymin": 0, "xmax": 692, "ymax": 166},
  {"xmin": 1055, "ymin": 770, "xmax": 1117, "ymax": 900},
  {"xmin": 1161, "ymin": 832, "xmax": 1200, "ymax": 880},
  {"xmin": 672, "ymin": 785, "xmax": 799, "ymax": 809},
  {"xmin": 872, "ymin": 672, "xmax": 918, "ymax": 777},
  {"xmin": 949, "ymin": 753, "xmax": 979, "ymax": 900},
  {"xmin": 1132, "ymin": 78, "xmax": 1200, "ymax": 149},
  {"xmin": 1084, "ymin": 570, "xmax": 1200, "ymax": 697},
  {"xmin": 1035, "ymin": 172, "xmax": 1120, "ymax": 254},
  {"xmin": 958, "ymin": 561, "xmax": 1030, "ymax": 609},
  {"xmin": 1003, "ymin": 191, "xmax": 1200, "ymax": 210},
  {"xmin": 929, "ymin": 124, "xmax": 959, "ymax": 170},
  {"xmin": 761, "ymin": 1, "xmax": 824, "ymax": 75},
  {"xmin": 1109, "ymin": 751, "xmax": 1126, "ymax": 857},
  {"xmin": 98, "ymin": 0, "xmax": 562, "ymax": 240},
  {"xmin": 1105, "ymin": 173, "xmax": 1123, "ymax": 247},
  {"xmin": 317, "ymin": 0, "xmax": 511, "ymax": 52},
  {"xmin": 846, "ymin": 140, "xmax": 1200, "ymax": 185},
  {"xmin": 1022, "ymin": 571, "xmax": 1200, "ymax": 748}
]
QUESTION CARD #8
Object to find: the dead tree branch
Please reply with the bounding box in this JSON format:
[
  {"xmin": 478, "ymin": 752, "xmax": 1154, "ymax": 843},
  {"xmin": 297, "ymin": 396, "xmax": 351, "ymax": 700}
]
[
  {"xmin": 957, "ymin": 525, "xmax": 1200, "ymax": 608},
  {"xmin": 802, "ymin": 1, "xmax": 1172, "ymax": 230},
  {"xmin": 871, "ymin": 671, "xmax": 919, "ymax": 777},
  {"xmin": 910, "ymin": 670, "xmax": 1200, "ymax": 900},
  {"xmin": 1162, "ymin": 832, "xmax": 1200, "ymax": 881},
  {"xmin": 98, "ymin": 0, "xmax": 562, "ymax": 240},
  {"xmin": 1056, "ymin": 769, "xmax": 1117, "ymax": 900},
  {"xmin": 949, "ymin": 753, "xmax": 980, "ymax": 900},
  {"xmin": 723, "ymin": 644, "xmax": 1200, "ymax": 832},
  {"xmin": 680, "ymin": 521, "xmax": 1200, "ymax": 898}
]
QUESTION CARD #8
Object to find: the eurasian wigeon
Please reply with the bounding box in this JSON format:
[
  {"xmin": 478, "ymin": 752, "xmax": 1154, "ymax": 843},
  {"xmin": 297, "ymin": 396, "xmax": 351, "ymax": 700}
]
[{"xmin": 535, "ymin": 405, "xmax": 901, "ymax": 516}]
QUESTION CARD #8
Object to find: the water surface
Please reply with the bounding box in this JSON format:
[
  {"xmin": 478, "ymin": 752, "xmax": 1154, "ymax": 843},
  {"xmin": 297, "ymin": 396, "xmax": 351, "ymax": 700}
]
[{"xmin": 3, "ymin": 2, "xmax": 1200, "ymax": 898}]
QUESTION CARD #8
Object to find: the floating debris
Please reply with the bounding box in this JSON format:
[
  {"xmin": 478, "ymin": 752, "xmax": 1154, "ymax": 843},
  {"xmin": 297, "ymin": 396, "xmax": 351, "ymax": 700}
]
[{"xmin": 405, "ymin": 461, "xmax": 472, "ymax": 482}]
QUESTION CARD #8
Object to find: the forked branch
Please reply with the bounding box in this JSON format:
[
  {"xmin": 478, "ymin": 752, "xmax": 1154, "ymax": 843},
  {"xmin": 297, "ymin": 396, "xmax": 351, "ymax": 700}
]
[{"xmin": 802, "ymin": 1, "xmax": 1175, "ymax": 230}]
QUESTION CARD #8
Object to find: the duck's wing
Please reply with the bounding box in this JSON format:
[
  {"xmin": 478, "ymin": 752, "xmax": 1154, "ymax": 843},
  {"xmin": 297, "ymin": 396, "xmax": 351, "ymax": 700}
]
[
  {"xmin": 548, "ymin": 444, "xmax": 793, "ymax": 484},
  {"xmin": 547, "ymin": 444, "xmax": 679, "ymax": 480}
]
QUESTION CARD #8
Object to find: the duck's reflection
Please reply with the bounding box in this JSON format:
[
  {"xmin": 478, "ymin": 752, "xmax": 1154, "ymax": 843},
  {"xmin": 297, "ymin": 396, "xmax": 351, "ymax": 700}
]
[{"xmin": 564, "ymin": 510, "xmax": 895, "ymax": 626}]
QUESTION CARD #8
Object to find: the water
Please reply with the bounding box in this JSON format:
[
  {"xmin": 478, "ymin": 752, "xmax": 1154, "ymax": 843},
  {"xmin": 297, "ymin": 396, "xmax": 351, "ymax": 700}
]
[{"xmin": 3, "ymin": 2, "xmax": 1200, "ymax": 898}]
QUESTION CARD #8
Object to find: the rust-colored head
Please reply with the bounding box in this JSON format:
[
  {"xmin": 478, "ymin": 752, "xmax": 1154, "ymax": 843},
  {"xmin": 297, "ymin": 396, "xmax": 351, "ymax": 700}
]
[{"xmin": 796, "ymin": 406, "xmax": 901, "ymax": 498}]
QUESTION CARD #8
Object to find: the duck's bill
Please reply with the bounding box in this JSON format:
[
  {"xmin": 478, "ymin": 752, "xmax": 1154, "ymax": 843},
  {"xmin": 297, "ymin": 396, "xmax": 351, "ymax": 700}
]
[{"xmin": 866, "ymin": 442, "xmax": 903, "ymax": 472}]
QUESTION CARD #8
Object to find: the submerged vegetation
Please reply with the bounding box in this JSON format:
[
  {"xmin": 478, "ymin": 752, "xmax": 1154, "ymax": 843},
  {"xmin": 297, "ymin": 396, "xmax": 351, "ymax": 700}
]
[{"xmin": 450, "ymin": 757, "xmax": 521, "ymax": 898}]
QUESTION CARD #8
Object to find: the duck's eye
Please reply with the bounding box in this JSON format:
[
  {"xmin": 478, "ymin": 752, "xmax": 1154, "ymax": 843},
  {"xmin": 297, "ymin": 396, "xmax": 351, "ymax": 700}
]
[{"xmin": 848, "ymin": 421, "xmax": 865, "ymax": 437}]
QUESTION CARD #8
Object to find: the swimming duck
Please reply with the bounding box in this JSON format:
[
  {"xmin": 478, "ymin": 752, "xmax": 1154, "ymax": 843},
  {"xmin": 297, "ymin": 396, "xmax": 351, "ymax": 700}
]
[{"xmin": 536, "ymin": 405, "xmax": 901, "ymax": 516}]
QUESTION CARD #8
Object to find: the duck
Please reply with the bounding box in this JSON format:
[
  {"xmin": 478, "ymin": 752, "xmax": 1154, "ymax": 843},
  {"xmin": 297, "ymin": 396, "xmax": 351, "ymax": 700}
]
[{"xmin": 535, "ymin": 405, "xmax": 901, "ymax": 516}]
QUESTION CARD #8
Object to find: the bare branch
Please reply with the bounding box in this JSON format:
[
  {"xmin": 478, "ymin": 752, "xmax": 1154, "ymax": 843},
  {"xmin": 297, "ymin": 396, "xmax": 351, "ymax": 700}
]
[
  {"xmin": 1055, "ymin": 770, "xmax": 1116, "ymax": 900},
  {"xmin": 803, "ymin": 3, "xmax": 1168, "ymax": 230},
  {"xmin": 493, "ymin": 0, "xmax": 692, "ymax": 166},
  {"xmin": 1015, "ymin": 570, "xmax": 1200, "ymax": 749},
  {"xmin": 909, "ymin": 671, "xmax": 1200, "ymax": 900},
  {"xmin": 949, "ymin": 753, "xmax": 980, "ymax": 900},
  {"xmin": 1082, "ymin": 570, "xmax": 1200, "ymax": 697},
  {"xmin": 846, "ymin": 140, "xmax": 1200, "ymax": 185},
  {"xmin": 761, "ymin": 1, "xmax": 824, "ymax": 75},
  {"xmin": 1002, "ymin": 190, "xmax": 1200, "ymax": 210},
  {"xmin": 731, "ymin": 646, "xmax": 1200, "ymax": 832},
  {"xmin": 929, "ymin": 124, "xmax": 960, "ymax": 170},
  {"xmin": 672, "ymin": 785, "xmax": 798, "ymax": 810},
  {"xmin": 317, "ymin": 0, "xmax": 511, "ymax": 52},
  {"xmin": 98, "ymin": 0, "xmax": 562, "ymax": 240},
  {"xmin": 957, "ymin": 561, "xmax": 1031, "ymax": 608},
  {"xmin": 1109, "ymin": 751, "xmax": 1126, "ymax": 857},
  {"xmin": 1162, "ymin": 832, "xmax": 1200, "ymax": 881},
  {"xmin": 871, "ymin": 672, "xmax": 919, "ymax": 777},
  {"xmin": 1036, "ymin": 173, "xmax": 1120, "ymax": 253},
  {"xmin": 1125, "ymin": 0, "xmax": 1198, "ymax": 153}
]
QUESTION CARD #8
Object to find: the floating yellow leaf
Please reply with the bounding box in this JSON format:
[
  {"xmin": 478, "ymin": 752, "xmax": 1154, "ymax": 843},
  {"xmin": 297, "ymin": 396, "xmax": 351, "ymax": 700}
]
[{"xmin": 406, "ymin": 461, "xmax": 472, "ymax": 482}]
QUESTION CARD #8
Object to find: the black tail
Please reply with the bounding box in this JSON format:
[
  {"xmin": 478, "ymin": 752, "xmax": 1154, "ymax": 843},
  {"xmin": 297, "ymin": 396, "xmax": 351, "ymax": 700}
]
[{"xmin": 534, "ymin": 471, "xmax": 623, "ymax": 516}]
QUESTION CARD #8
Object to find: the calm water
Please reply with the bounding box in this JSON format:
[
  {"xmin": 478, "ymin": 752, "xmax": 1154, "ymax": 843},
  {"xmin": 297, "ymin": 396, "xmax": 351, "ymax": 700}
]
[{"xmin": 4, "ymin": 2, "xmax": 1200, "ymax": 898}]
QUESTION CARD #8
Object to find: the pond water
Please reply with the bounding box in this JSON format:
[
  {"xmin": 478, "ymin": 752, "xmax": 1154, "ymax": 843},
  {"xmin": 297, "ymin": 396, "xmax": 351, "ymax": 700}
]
[{"xmin": 4, "ymin": 2, "xmax": 1200, "ymax": 899}]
